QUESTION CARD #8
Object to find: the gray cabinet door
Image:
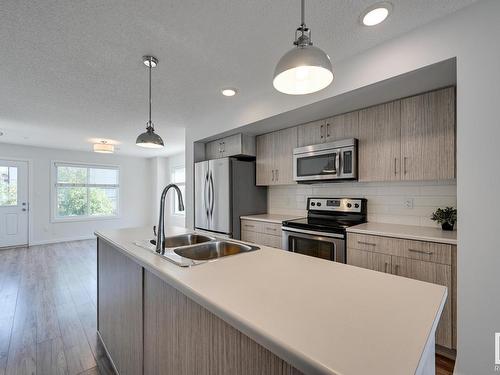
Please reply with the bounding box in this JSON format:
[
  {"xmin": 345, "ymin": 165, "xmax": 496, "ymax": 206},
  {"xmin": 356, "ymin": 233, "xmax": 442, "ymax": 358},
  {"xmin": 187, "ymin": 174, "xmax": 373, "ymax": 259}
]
[
  {"xmin": 208, "ymin": 158, "xmax": 231, "ymax": 234},
  {"xmin": 401, "ymin": 87, "xmax": 455, "ymax": 181},
  {"xmin": 220, "ymin": 134, "xmax": 242, "ymax": 158},
  {"xmin": 358, "ymin": 101, "xmax": 401, "ymax": 182},
  {"xmin": 297, "ymin": 119, "xmax": 326, "ymax": 147},
  {"xmin": 256, "ymin": 133, "xmax": 274, "ymax": 186},
  {"xmin": 325, "ymin": 111, "xmax": 359, "ymax": 142},
  {"xmin": 205, "ymin": 140, "xmax": 222, "ymax": 160},
  {"xmin": 273, "ymin": 127, "xmax": 297, "ymax": 185}
]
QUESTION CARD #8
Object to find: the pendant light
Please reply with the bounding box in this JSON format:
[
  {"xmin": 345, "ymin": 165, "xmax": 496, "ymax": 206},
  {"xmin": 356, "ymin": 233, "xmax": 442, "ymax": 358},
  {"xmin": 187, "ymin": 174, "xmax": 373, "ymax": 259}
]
[
  {"xmin": 136, "ymin": 56, "xmax": 164, "ymax": 148},
  {"xmin": 273, "ymin": 0, "xmax": 333, "ymax": 95}
]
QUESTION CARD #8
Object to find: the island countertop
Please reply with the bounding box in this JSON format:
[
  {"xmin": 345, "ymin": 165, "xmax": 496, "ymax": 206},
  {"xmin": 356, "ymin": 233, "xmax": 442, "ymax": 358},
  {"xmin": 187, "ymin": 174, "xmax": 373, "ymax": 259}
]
[{"xmin": 95, "ymin": 226, "xmax": 447, "ymax": 375}]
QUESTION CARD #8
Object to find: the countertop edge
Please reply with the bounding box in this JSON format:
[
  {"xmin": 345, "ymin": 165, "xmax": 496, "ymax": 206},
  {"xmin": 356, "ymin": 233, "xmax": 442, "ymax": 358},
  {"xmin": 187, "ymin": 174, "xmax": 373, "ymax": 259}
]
[
  {"xmin": 95, "ymin": 230, "xmax": 340, "ymax": 375},
  {"xmin": 240, "ymin": 215, "xmax": 302, "ymax": 224},
  {"xmin": 346, "ymin": 226, "xmax": 457, "ymax": 245}
]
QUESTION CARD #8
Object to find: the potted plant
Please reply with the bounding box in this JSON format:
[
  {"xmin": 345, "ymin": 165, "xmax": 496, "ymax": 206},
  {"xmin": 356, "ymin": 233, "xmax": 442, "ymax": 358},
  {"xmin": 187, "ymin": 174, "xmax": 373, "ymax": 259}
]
[{"xmin": 431, "ymin": 207, "xmax": 457, "ymax": 231}]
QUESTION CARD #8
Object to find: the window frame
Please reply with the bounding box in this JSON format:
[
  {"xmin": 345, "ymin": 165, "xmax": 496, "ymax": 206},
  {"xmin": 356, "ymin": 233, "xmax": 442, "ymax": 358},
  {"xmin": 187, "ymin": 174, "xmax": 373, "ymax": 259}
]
[
  {"xmin": 170, "ymin": 165, "xmax": 185, "ymax": 217},
  {"xmin": 51, "ymin": 161, "xmax": 120, "ymax": 223}
]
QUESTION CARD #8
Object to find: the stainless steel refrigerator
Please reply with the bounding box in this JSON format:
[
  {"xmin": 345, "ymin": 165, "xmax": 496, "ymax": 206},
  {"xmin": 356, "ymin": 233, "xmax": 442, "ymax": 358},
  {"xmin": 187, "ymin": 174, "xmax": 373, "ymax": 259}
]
[{"xmin": 195, "ymin": 158, "xmax": 267, "ymax": 239}]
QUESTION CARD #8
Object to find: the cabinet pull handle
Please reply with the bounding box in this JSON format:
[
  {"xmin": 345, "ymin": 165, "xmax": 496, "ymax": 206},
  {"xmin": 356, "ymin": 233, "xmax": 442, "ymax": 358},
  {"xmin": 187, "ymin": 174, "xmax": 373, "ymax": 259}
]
[
  {"xmin": 266, "ymin": 227, "xmax": 277, "ymax": 231},
  {"xmin": 384, "ymin": 262, "xmax": 389, "ymax": 273},
  {"xmin": 394, "ymin": 264, "xmax": 400, "ymax": 275},
  {"xmin": 320, "ymin": 124, "xmax": 324, "ymax": 139},
  {"xmin": 272, "ymin": 170, "xmax": 275, "ymax": 182},
  {"xmin": 244, "ymin": 224, "xmax": 255, "ymax": 228},
  {"xmin": 408, "ymin": 248, "xmax": 433, "ymax": 255},
  {"xmin": 276, "ymin": 169, "xmax": 279, "ymax": 181},
  {"xmin": 358, "ymin": 241, "xmax": 376, "ymax": 246},
  {"xmin": 394, "ymin": 158, "xmax": 397, "ymax": 176},
  {"xmin": 326, "ymin": 123, "xmax": 330, "ymax": 137},
  {"xmin": 404, "ymin": 157, "xmax": 408, "ymax": 175}
]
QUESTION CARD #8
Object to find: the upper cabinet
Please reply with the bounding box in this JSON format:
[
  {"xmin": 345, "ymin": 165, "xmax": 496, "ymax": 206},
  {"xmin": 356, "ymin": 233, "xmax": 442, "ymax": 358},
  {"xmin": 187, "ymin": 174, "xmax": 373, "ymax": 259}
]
[
  {"xmin": 205, "ymin": 133, "xmax": 255, "ymax": 160},
  {"xmin": 297, "ymin": 112, "xmax": 359, "ymax": 147},
  {"xmin": 400, "ymin": 87, "xmax": 455, "ymax": 181},
  {"xmin": 256, "ymin": 127, "xmax": 297, "ymax": 186},
  {"xmin": 358, "ymin": 101, "xmax": 402, "ymax": 182},
  {"xmin": 253, "ymin": 86, "xmax": 456, "ymax": 186}
]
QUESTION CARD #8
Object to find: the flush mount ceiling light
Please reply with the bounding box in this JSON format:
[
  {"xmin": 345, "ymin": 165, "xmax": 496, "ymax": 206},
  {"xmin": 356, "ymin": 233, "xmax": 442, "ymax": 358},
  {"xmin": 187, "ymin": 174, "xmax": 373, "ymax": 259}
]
[
  {"xmin": 136, "ymin": 55, "xmax": 164, "ymax": 149},
  {"xmin": 93, "ymin": 141, "xmax": 114, "ymax": 154},
  {"xmin": 273, "ymin": 0, "xmax": 333, "ymax": 95},
  {"xmin": 221, "ymin": 88, "xmax": 237, "ymax": 97},
  {"xmin": 361, "ymin": 2, "xmax": 392, "ymax": 26}
]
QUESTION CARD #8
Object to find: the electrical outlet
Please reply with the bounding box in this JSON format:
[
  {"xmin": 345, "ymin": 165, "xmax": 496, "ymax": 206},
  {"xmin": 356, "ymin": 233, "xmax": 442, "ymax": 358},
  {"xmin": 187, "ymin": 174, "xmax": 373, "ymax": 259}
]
[{"xmin": 404, "ymin": 198, "xmax": 414, "ymax": 209}]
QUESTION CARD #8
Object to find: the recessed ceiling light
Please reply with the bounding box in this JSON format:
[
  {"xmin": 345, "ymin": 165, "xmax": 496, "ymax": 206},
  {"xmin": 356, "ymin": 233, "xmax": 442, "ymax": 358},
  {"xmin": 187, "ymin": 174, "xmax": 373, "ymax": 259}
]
[
  {"xmin": 361, "ymin": 2, "xmax": 392, "ymax": 26},
  {"xmin": 221, "ymin": 88, "xmax": 237, "ymax": 97}
]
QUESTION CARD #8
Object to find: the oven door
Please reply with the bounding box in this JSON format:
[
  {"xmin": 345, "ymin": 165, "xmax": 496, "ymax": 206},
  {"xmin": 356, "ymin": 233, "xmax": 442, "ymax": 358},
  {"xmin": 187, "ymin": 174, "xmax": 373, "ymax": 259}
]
[
  {"xmin": 282, "ymin": 227, "xmax": 345, "ymax": 263},
  {"xmin": 293, "ymin": 148, "xmax": 340, "ymax": 182}
]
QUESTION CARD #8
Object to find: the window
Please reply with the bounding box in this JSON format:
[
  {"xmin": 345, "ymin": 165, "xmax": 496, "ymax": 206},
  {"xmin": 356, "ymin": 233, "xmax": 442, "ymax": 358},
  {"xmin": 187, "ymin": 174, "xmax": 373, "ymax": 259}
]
[
  {"xmin": 53, "ymin": 163, "xmax": 119, "ymax": 220},
  {"xmin": 0, "ymin": 166, "xmax": 18, "ymax": 206},
  {"xmin": 171, "ymin": 166, "xmax": 185, "ymax": 216}
]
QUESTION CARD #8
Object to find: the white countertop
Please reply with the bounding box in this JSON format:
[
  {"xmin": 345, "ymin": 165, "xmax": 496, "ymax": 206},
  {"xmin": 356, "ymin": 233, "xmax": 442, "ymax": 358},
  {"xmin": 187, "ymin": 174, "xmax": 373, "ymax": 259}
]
[
  {"xmin": 347, "ymin": 222, "xmax": 457, "ymax": 245},
  {"xmin": 240, "ymin": 213, "xmax": 302, "ymax": 223},
  {"xmin": 96, "ymin": 226, "xmax": 447, "ymax": 375}
]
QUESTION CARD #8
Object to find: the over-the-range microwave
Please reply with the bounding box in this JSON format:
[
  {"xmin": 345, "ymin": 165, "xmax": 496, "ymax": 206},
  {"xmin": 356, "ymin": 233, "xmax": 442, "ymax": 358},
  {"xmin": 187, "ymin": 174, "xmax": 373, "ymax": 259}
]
[{"xmin": 293, "ymin": 138, "xmax": 358, "ymax": 183}]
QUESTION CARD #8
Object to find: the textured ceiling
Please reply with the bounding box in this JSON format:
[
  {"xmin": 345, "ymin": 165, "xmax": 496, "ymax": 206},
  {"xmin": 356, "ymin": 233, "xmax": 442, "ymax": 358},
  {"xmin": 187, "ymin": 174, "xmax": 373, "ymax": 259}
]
[{"xmin": 0, "ymin": 0, "xmax": 477, "ymax": 156}]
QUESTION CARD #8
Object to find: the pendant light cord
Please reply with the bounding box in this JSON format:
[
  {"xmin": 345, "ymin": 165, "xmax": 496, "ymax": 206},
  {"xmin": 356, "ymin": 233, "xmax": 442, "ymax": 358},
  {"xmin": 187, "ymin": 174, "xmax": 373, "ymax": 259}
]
[
  {"xmin": 148, "ymin": 58, "xmax": 153, "ymax": 129},
  {"xmin": 301, "ymin": 0, "xmax": 305, "ymax": 27}
]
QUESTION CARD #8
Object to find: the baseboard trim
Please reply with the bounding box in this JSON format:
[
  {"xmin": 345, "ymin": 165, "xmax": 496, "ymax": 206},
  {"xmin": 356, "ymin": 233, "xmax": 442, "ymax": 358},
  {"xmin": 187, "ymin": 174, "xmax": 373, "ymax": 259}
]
[
  {"xmin": 97, "ymin": 330, "xmax": 120, "ymax": 375},
  {"xmin": 29, "ymin": 235, "xmax": 96, "ymax": 246}
]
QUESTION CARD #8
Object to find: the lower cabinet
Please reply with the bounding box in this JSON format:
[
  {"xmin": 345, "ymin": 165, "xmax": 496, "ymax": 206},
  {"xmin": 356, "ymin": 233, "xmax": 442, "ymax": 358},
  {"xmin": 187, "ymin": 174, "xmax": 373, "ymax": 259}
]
[
  {"xmin": 240, "ymin": 219, "xmax": 283, "ymax": 249},
  {"xmin": 347, "ymin": 233, "xmax": 456, "ymax": 351},
  {"xmin": 97, "ymin": 239, "xmax": 143, "ymax": 375}
]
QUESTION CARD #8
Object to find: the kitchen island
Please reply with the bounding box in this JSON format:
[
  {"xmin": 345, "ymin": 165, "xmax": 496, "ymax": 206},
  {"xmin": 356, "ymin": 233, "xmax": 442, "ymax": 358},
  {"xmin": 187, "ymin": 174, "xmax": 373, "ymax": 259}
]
[{"xmin": 95, "ymin": 226, "xmax": 447, "ymax": 375}]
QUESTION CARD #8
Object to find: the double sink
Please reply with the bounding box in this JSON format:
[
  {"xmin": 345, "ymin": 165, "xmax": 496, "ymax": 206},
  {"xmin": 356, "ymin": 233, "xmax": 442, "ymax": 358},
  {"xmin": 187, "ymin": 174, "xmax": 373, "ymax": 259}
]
[{"xmin": 135, "ymin": 233, "xmax": 259, "ymax": 267}]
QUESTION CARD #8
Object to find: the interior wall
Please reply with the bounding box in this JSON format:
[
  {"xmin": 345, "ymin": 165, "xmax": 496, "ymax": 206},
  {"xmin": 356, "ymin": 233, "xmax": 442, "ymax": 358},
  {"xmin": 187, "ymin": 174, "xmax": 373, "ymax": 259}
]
[
  {"xmin": 269, "ymin": 181, "xmax": 456, "ymax": 227},
  {"xmin": 186, "ymin": 2, "xmax": 500, "ymax": 373},
  {"xmin": 151, "ymin": 152, "xmax": 185, "ymax": 229},
  {"xmin": 0, "ymin": 143, "xmax": 153, "ymax": 245}
]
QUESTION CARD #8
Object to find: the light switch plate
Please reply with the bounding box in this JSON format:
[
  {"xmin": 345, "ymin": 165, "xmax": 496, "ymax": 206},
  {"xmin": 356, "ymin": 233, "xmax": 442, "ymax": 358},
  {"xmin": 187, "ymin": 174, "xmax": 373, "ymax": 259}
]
[{"xmin": 404, "ymin": 198, "xmax": 414, "ymax": 209}]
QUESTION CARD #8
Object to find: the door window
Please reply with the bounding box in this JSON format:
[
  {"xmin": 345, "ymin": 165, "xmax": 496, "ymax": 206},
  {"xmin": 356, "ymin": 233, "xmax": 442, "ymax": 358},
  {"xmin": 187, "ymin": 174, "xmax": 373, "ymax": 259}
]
[{"xmin": 0, "ymin": 166, "xmax": 18, "ymax": 206}]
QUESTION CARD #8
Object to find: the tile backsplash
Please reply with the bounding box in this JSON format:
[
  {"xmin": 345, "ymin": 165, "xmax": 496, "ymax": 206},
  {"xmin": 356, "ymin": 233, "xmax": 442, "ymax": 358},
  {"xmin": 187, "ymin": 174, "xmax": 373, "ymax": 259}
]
[{"xmin": 268, "ymin": 181, "xmax": 457, "ymax": 228}]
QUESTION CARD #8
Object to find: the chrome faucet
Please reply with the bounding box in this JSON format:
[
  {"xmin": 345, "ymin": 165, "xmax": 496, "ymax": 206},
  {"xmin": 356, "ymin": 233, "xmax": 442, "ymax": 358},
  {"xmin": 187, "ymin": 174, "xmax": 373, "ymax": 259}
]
[{"xmin": 156, "ymin": 184, "xmax": 184, "ymax": 253}]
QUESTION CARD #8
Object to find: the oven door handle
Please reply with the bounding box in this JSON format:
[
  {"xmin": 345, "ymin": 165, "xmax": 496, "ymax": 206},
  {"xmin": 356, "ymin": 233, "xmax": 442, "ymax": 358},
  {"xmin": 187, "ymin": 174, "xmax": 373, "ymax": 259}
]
[{"xmin": 281, "ymin": 226, "xmax": 345, "ymax": 239}]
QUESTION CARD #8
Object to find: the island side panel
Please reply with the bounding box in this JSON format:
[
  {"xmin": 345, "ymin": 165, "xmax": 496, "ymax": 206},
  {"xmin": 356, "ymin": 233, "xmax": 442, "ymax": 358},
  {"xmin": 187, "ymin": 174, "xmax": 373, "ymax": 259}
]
[
  {"xmin": 143, "ymin": 269, "xmax": 303, "ymax": 375},
  {"xmin": 97, "ymin": 238, "xmax": 143, "ymax": 375}
]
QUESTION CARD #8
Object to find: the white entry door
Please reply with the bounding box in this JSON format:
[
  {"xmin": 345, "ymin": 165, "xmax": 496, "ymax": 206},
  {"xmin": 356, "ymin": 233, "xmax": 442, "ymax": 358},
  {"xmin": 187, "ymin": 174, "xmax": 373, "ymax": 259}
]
[{"xmin": 0, "ymin": 160, "xmax": 29, "ymax": 247}]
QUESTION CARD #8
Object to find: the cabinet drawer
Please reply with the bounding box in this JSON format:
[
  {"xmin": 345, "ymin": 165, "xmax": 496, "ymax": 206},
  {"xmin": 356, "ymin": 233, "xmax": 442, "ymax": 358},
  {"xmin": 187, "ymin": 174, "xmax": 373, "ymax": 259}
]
[
  {"xmin": 241, "ymin": 230, "xmax": 258, "ymax": 244},
  {"xmin": 240, "ymin": 220, "xmax": 263, "ymax": 233},
  {"xmin": 348, "ymin": 233, "xmax": 452, "ymax": 265},
  {"xmin": 261, "ymin": 222, "xmax": 281, "ymax": 236},
  {"xmin": 260, "ymin": 234, "xmax": 282, "ymax": 249}
]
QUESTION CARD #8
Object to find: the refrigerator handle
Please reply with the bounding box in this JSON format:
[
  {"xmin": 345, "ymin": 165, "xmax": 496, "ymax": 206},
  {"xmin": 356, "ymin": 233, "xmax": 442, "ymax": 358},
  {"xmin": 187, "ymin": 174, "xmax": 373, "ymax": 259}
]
[
  {"xmin": 204, "ymin": 172, "xmax": 210, "ymax": 219},
  {"xmin": 209, "ymin": 171, "xmax": 215, "ymax": 217}
]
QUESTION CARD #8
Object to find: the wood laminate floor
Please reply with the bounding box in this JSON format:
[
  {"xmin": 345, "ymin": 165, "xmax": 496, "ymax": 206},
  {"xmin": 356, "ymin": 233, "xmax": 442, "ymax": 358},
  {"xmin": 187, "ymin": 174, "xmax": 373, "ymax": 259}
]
[{"xmin": 0, "ymin": 239, "xmax": 455, "ymax": 375}]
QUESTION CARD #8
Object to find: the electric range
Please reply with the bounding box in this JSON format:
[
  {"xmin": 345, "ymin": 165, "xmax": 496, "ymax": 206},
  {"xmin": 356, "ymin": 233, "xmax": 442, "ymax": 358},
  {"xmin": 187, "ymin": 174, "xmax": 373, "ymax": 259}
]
[{"xmin": 281, "ymin": 197, "xmax": 367, "ymax": 263}]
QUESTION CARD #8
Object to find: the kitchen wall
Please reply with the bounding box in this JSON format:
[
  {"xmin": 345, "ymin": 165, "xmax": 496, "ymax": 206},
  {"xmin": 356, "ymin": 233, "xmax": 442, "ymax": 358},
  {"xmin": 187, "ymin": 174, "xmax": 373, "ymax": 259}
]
[
  {"xmin": 185, "ymin": 2, "xmax": 500, "ymax": 373},
  {"xmin": 150, "ymin": 152, "xmax": 185, "ymax": 228},
  {"xmin": 0, "ymin": 143, "xmax": 153, "ymax": 245},
  {"xmin": 268, "ymin": 181, "xmax": 456, "ymax": 227}
]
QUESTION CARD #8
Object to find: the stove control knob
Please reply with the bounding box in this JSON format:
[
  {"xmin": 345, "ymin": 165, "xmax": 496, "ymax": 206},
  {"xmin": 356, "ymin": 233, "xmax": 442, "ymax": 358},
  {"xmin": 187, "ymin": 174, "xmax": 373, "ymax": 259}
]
[
  {"xmin": 317, "ymin": 202, "xmax": 322, "ymax": 207},
  {"xmin": 354, "ymin": 203, "xmax": 360, "ymax": 208},
  {"xmin": 347, "ymin": 203, "xmax": 352, "ymax": 208},
  {"xmin": 311, "ymin": 202, "xmax": 316, "ymax": 206}
]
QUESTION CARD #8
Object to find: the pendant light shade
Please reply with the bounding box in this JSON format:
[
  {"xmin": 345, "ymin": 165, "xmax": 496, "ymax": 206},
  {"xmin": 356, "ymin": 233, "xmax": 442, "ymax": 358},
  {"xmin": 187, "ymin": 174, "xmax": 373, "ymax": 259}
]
[
  {"xmin": 273, "ymin": 0, "xmax": 333, "ymax": 95},
  {"xmin": 136, "ymin": 56, "xmax": 164, "ymax": 149},
  {"xmin": 136, "ymin": 123, "xmax": 164, "ymax": 148}
]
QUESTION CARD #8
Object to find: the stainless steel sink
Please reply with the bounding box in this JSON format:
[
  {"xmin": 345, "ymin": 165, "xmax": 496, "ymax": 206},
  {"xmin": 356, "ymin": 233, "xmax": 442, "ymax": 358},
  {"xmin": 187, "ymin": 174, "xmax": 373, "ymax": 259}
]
[
  {"xmin": 174, "ymin": 241, "xmax": 259, "ymax": 261},
  {"xmin": 134, "ymin": 233, "xmax": 258, "ymax": 267},
  {"xmin": 149, "ymin": 233, "xmax": 214, "ymax": 249}
]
